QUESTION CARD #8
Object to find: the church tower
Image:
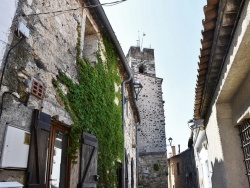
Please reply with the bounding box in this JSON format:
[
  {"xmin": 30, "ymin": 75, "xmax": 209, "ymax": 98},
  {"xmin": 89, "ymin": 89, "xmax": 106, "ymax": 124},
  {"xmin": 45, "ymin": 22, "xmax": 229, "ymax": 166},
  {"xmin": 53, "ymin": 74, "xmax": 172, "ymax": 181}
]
[{"xmin": 127, "ymin": 46, "xmax": 167, "ymax": 188}]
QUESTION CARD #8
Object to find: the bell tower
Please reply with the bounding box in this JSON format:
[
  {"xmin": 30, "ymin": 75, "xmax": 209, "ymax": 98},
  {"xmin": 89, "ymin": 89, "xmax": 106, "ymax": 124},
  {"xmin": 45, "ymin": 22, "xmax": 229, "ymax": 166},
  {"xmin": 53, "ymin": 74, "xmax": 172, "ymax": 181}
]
[
  {"xmin": 127, "ymin": 46, "xmax": 156, "ymax": 77},
  {"xmin": 127, "ymin": 46, "xmax": 168, "ymax": 188}
]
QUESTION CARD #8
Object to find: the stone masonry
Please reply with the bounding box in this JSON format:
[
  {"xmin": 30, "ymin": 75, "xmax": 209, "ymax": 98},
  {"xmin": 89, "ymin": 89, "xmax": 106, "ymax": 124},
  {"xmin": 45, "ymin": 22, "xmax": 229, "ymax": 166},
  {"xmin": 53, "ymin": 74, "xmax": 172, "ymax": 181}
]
[
  {"xmin": 127, "ymin": 46, "xmax": 168, "ymax": 187},
  {"xmin": 0, "ymin": 0, "xmax": 138, "ymax": 187}
]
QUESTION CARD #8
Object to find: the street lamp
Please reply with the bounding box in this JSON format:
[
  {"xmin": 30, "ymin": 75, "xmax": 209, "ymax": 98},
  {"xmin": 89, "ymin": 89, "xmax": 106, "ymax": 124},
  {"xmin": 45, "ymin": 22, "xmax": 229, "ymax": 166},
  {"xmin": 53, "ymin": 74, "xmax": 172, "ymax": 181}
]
[
  {"xmin": 168, "ymin": 137, "xmax": 173, "ymax": 146},
  {"xmin": 187, "ymin": 119, "xmax": 204, "ymax": 130},
  {"xmin": 133, "ymin": 81, "xmax": 143, "ymax": 100}
]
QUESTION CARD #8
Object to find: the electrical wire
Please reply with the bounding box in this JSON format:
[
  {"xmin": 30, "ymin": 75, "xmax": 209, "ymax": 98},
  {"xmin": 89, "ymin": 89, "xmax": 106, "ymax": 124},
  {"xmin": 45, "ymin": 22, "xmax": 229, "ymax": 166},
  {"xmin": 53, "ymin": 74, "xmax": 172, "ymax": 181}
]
[
  {"xmin": 0, "ymin": 37, "xmax": 24, "ymax": 91},
  {"xmin": 0, "ymin": 92, "xmax": 21, "ymax": 119},
  {"xmin": 0, "ymin": 37, "xmax": 25, "ymax": 119},
  {"xmin": 24, "ymin": 0, "xmax": 126, "ymax": 17}
]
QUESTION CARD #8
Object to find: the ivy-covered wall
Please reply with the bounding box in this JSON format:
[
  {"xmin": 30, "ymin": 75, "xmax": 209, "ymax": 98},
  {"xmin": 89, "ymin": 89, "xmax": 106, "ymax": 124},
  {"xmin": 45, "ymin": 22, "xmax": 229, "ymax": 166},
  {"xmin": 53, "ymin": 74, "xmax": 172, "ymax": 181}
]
[{"xmin": 53, "ymin": 23, "xmax": 123, "ymax": 187}]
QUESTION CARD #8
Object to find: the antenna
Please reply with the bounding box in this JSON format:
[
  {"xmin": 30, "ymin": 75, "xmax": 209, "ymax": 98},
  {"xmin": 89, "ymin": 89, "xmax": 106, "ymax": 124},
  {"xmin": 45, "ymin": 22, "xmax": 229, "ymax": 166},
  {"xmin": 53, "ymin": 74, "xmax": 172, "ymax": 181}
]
[
  {"xmin": 140, "ymin": 33, "xmax": 146, "ymax": 50},
  {"xmin": 137, "ymin": 31, "xmax": 140, "ymax": 47}
]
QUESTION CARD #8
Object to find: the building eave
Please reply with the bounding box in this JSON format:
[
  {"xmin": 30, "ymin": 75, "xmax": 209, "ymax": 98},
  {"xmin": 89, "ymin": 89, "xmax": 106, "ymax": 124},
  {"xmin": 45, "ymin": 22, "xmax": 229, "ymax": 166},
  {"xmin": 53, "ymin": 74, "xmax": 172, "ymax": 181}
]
[{"xmin": 194, "ymin": 0, "xmax": 245, "ymax": 119}]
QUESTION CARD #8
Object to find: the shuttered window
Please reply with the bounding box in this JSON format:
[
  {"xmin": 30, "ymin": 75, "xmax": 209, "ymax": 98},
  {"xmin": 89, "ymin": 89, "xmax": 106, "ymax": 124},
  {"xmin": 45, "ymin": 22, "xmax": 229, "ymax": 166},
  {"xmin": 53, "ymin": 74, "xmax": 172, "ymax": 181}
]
[
  {"xmin": 125, "ymin": 152, "xmax": 129, "ymax": 188},
  {"xmin": 78, "ymin": 132, "xmax": 98, "ymax": 188},
  {"xmin": 131, "ymin": 158, "xmax": 134, "ymax": 188},
  {"xmin": 26, "ymin": 109, "xmax": 51, "ymax": 187},
  {"xmin": 26, "ymin": 110, "xmax": 69, "ymax": 188}
]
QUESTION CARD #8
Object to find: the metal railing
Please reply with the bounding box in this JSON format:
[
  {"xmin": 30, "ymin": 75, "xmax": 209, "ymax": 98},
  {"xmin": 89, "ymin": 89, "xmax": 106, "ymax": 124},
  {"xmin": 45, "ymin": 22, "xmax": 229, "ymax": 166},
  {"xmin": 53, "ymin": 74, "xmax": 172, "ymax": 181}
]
[{"xmin": 239, "ymin": 119, "xmax": 250, "ymax": 186}]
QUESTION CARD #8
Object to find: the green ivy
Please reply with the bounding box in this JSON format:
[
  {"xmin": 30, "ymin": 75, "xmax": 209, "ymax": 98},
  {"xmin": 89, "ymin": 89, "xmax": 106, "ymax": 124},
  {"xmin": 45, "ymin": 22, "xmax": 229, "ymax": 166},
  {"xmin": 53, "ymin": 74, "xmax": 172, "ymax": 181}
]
[
  {"xmin": 53, "ymin": 23, "xmax": 123, "ymax": 187},
  {"xmin": 153, "ymin": 163, "xmax": 160, "ymax": 171}
]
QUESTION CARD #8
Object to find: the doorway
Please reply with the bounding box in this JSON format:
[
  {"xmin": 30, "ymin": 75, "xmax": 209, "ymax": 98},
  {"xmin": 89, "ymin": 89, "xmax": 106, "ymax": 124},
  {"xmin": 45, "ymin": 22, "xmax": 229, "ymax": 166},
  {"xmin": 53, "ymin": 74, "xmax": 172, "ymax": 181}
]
[{"xmin": 47, "ymin": 122, "xmax": 69, "ymax": 188}]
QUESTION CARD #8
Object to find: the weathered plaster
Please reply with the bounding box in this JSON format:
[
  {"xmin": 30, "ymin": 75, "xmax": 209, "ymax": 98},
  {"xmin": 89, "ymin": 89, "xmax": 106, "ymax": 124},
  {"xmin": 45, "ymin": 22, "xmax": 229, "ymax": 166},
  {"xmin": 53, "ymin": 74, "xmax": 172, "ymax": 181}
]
[{"xmin": 0, "ymin": 0, "xmax": 18, "ymax": 66}]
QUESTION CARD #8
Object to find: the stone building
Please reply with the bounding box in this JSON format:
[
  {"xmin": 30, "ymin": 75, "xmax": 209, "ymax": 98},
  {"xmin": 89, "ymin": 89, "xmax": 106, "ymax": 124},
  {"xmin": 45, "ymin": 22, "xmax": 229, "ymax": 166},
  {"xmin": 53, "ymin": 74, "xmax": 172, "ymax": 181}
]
[
  {"xmin": 192, "ymin": 0, "xmax": 250, "ymax": 187},
  {"xmin": 167, "ymin": 139, "xmax": 198, "ymax": 188},
  {"xmin": 0, "ymin": 0, "xmax": 140, "ymax": 187},
  {"xmin": 127, "ymin": 46, "xmax": 167, "ymax": 188}
]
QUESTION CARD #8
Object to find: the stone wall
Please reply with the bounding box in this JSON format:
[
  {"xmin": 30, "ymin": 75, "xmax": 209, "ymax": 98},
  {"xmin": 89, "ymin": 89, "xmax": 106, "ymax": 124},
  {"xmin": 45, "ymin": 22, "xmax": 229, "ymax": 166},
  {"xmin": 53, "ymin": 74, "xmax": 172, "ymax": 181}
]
[
  {"xmin": 136, "ymin": 74, "xmax": 166, "ymax": 153},
  {"xmin": 138, "ymin": 153, "xmax": 168, "ymax": 188},
  {"xmin": 127, "ymin": 46, "xmax": 167, "ymax": 187},
  {"xmin": 124, "ymin": 89, "xmax": 137, "ymax": 187},
  {"xmin": 127, "ymin": 46, "xmax": 156, "ymax": 77},
  {"xmin": 168, "ymin": 148, "xmax": 198, "ymax": 188},
  {"xmin": 0, "ymin": 0, "xmax": 136, "ymax": 187},
  {"xmin": 0, "ymin": 0, "xmax": 90, "ymax": 184}
]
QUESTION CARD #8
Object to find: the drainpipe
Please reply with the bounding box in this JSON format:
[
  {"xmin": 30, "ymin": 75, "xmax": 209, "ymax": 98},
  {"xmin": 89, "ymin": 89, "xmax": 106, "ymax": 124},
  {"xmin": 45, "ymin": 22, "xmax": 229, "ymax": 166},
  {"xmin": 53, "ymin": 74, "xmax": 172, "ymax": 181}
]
[
  {"xmin": 121, "ymin": 76, "xmax": 131, "ymax": 188},
  {"xmin": 135, "ymin": 122, "xmax": 139, "ymax": 188}
]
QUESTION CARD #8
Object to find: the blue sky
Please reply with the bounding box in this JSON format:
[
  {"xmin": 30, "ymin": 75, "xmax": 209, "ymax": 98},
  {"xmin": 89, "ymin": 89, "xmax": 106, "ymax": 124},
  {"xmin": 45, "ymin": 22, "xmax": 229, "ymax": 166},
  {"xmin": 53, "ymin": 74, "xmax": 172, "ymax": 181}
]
[{"xmin": 100, "ymin": 0, "xmax": 206, "ymax": 152}]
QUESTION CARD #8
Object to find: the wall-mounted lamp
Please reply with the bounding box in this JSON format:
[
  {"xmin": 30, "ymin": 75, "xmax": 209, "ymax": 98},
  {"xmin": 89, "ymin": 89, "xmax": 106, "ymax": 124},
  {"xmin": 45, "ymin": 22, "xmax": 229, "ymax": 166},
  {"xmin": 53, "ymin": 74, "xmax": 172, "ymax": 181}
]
[
  {"xmin": 133, "ymin": 81, "xmax": 143, "ymax": 100},
  {"xmin": 187, "ymin": 119, "xmax": 204, "ymax": 130}
]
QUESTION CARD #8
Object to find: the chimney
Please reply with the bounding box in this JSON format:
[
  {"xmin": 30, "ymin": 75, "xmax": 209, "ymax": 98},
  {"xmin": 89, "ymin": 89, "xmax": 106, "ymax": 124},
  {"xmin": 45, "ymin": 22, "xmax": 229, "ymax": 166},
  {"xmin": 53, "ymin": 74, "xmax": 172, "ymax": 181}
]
[
  {"xmin": 171, "ymin": 146, "xmax": 176, "ymax": 156},
  {"xmin": 178, "ymin": 144, "xmax": 180, "ymax": 154}
]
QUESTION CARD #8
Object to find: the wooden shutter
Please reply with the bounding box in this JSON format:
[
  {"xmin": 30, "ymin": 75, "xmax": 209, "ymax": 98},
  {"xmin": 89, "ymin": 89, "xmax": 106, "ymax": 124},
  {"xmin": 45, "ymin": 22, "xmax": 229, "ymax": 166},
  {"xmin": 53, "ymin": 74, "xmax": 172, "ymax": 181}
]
[
  {"xmin": 26, "ymin": 109, "xmax": 51, "ymax": 188},
  {"xmin": 125, "ymin": 152, "xmax": 128, "ymax": 188},
  {"xmin": 131, "ymin": 158, "xmax": 134, "ymax": 188},
  {"xmin": 78, "ymin": 132, "xmax": 98, "ymax": 188},
  {"xmin": 117, "ymin": 162, "xmax": 122, "ymax": 188}
]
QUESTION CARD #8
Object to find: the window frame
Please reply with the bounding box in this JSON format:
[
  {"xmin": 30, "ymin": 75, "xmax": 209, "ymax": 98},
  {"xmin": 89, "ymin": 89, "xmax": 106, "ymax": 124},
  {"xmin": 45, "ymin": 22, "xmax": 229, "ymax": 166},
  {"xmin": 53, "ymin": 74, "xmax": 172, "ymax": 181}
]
[{"xmin": 47, "ymin": 121, "xmax": 70, "ymax": 188}]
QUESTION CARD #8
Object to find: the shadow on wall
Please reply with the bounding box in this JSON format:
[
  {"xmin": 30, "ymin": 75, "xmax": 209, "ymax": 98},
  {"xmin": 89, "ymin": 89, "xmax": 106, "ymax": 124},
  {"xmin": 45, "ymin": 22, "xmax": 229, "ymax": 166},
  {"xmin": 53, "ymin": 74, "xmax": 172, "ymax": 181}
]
[{"xmin": 211, "ymin": 158, "xmax": 226, "ymax": 188}]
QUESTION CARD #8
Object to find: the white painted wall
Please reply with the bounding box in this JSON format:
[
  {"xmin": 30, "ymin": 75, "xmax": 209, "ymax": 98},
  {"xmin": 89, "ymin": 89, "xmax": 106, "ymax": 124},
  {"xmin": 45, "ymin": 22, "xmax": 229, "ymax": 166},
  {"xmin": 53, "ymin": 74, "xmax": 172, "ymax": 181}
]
[
  {"xmin": 194, "ymin": 130, "xmax": 212, "ymax": 188},
  {"xmin": 0, "ymin": 0, "xmax": 19, "ymax": 66},
  {"xmin": 197, "ymin": 1, "xmax": 250, "ymax": 187}
]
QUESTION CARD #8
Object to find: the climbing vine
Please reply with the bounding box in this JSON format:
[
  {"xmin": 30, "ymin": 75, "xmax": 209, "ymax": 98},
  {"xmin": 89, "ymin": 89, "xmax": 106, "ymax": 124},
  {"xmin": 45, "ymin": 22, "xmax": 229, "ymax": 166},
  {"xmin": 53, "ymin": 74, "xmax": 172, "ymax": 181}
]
[
  {"xmin": 53, "ymin": 23, "xmax": 123, "ymax": 187},
  {"xmin": 153, "ymin": 163, "xmax": 160, "ymax": 171}
]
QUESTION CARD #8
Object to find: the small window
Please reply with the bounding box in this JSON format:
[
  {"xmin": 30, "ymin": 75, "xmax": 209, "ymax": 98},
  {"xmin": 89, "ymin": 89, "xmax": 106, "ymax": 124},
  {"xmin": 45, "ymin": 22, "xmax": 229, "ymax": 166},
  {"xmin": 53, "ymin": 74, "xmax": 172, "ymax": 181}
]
[
  {"xmin": 171, "ymin": 164, "xmax": 174, "ymax": 175},
  {"xmin": 139, "ymin": 64, "xmax": 145, "ymax": 74},
  {"xmin": 177, "ymin": 163, "xmax": 180, "ymax": 175},
  {"xmin": 83, "ymin": 17, "xmax": 98, "ymax": 62}
]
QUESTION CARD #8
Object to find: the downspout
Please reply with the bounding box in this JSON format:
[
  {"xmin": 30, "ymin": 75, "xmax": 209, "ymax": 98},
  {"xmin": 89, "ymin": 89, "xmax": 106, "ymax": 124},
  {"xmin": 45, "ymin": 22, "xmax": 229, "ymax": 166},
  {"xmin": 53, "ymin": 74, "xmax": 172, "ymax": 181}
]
[
  {"xmin": 89, "ymin": 1, "xmax": 141, "ymax": 188},
  {"xmin": 122, "ymin": 76, "xmax": 131, "ymax": 188},
  {"xmin": 135, "ymin": 122, "xmax": 139, "ymax": 188}
]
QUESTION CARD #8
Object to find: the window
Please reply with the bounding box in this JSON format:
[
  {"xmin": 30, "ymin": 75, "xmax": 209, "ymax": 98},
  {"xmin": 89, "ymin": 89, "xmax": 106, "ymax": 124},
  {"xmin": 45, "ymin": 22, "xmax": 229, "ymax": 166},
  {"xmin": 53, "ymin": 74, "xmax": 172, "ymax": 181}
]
[
  {"xmin": 139, "ymin": 65, "xmax": 144, "ymax": 74},
  {"xmin": 26, "ymin": 110, "xmax": 70, "ymax": 188},
  {"xmin": 139, "ymin": 64, "xmax": 145, "ymax": 74},
  {"xmin": 48, "ymin": 122, "xmax": 69, "ymax": 188},
  {"xmin": 177, "ymin": 163, "xmax": 180, "ymax": 175},
  {"xmin": 82, "ymin": 17, "xmax": 98, "ymax": 62},
  {"xmin": 171, "ymin": 163, "xmax": 174, "ymax": 175},
  {"xmin": 239, "ymin": 119, "xmax": 250, "ymax": 186}
]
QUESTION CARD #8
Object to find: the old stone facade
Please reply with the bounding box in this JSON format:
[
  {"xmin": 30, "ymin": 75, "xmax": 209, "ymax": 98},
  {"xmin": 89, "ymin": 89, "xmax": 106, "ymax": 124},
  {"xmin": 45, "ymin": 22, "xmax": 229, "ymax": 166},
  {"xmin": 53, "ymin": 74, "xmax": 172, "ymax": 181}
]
[
  {"xmin": 0, "ymin": 0, "xmax": 139, "ymax": 187},
  {"xmin": 168, "ymin": 147, "xmax": 198, "ymax": 188},
  {"xmin": 124, "ymin": 90, "xmax": 138, "ymax": 188},
  {"xmin": 192, "ymin": 0, "xmax": 250, "ymax": 187},
  {"xmin": 127, "ymin": 46, "xmax": 167, "ymax": 187}
]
